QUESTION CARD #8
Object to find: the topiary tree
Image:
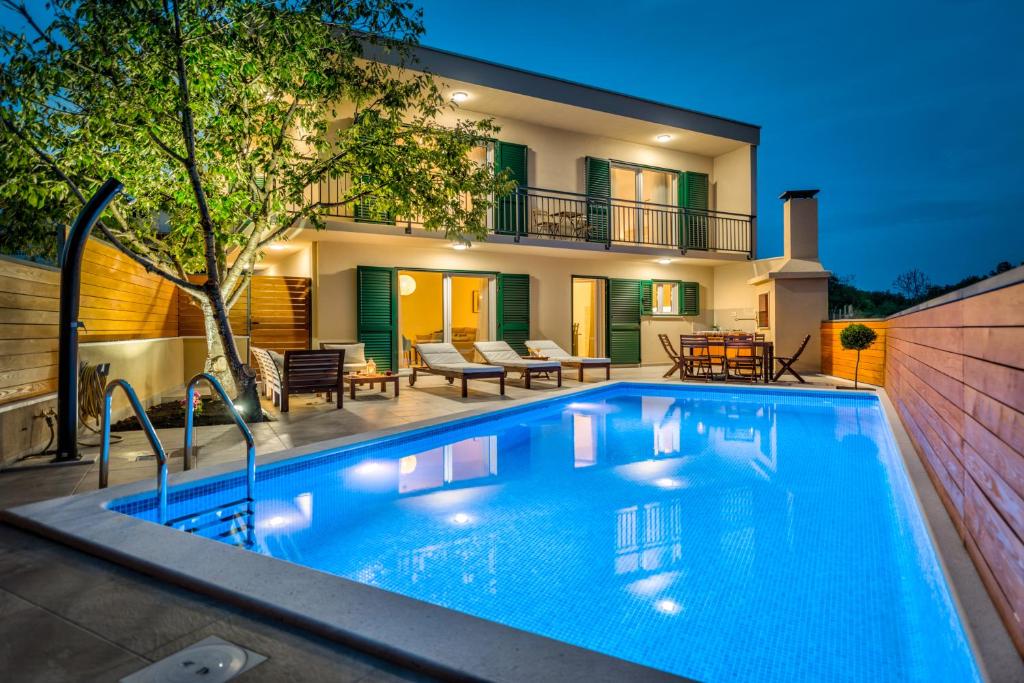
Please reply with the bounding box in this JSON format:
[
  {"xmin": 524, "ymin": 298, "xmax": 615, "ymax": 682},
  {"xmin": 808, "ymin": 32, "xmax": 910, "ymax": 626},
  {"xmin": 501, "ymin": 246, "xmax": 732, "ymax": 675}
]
[
  {"xmin": 839, "ymin": 323, "xmax": 877, "ymax": 389},
  {"xmin": 0, "ymin": 0, "xmax": 512, "ymax": 414}
]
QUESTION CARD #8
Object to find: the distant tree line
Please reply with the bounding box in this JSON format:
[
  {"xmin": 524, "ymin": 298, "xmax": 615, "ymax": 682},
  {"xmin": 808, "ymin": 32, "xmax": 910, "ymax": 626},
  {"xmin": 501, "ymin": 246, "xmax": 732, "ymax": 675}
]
[{"xmin": 829, "ymin": 260, "xmax": 1021, "ymax": 319}]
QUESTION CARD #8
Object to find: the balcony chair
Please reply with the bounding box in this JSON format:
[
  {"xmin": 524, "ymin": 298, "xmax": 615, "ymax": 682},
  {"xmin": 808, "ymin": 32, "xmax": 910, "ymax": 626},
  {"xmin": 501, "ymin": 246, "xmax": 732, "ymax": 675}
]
[
  {"xmin": 773, "ymin": 334, "xmax": 811, "ymax": 383},
  {"xmin": 474, "ymin": 341, "xmax": 562, "ymax": 389},
  {"xmin": 524, "ymin": 340, "xmax": 611, "ymax": 382},
  {"xmin": 252, "ymin": 347, "xmax": 345, "ymax": 412},
  {"xmin": 410, "ymin": 342, "xmax": 506, "ymax": 398}
]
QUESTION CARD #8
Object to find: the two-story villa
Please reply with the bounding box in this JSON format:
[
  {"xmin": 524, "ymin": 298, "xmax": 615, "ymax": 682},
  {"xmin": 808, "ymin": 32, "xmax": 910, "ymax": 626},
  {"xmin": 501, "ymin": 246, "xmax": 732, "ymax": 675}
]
[{"xmin": 259, "ymin": 45, "xmax": 830, "ymax": 374}]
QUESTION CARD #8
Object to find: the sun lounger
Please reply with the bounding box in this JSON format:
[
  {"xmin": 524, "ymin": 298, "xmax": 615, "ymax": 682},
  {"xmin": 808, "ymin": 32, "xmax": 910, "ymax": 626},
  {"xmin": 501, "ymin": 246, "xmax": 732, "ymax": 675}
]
[
  {"xmin": 474, "ymin": 341, "xmax": 562, "ymax": 389},
  {"xmin": 411, "ymin": 342, "xmax": 506, "ymax": 398},
  {"xmin": 524, "ymin": 340, "xmax": 611, "ymax": 382}
]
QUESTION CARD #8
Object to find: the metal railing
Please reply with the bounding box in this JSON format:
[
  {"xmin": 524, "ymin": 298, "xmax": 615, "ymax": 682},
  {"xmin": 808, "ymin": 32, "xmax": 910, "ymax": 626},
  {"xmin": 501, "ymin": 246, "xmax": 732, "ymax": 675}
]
[
  {"xmin": 100, "ymin": 379, "xmax": 169, "ymax": 524},
  {"xmin": 183, "ymin": 372, "xmax": 256, "ymax": 501},
  {"xmin": 304, "ymin": 178, "xmax": 753, "ymax": 257}
]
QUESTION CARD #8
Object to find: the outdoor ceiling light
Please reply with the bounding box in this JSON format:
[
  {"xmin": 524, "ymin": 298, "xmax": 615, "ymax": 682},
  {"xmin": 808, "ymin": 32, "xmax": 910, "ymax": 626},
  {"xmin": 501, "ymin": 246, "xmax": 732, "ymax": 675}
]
[
  {"xmin": 451, "ymin": 91, "xmax": 470, "ymax": 103},
  {"xmin": 657, "ymin": 258, "xmax": 673, "ymax": 265},
  {"xmin": 268, "ymin": 243, "xmax": 286, "ymax": 251},
  {"xmin": 656, "ymin": 134, "xmax": 672, "ymax": 143},
  {"xmin": 452, "ymin": 241, "xmax": 470, "ymax": 250}
]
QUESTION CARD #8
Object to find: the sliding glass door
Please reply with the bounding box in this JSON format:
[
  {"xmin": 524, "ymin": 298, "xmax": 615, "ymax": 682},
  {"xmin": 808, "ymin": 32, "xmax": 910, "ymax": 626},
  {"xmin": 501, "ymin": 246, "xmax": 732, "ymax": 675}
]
[
  {"xmin": 397, "ymin": 270, "xmax": 496, "ymax": 366},
  {"xmin": 610, "ymin": 164, "xmax": 677, "ymax": 245}
]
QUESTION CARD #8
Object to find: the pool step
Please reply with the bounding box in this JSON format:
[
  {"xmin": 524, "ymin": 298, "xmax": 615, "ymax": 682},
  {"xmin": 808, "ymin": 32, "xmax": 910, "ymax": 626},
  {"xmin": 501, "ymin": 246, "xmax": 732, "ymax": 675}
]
[{"xmin": 167, "ymin": 499, "xmax": 255, "ymax": 548}]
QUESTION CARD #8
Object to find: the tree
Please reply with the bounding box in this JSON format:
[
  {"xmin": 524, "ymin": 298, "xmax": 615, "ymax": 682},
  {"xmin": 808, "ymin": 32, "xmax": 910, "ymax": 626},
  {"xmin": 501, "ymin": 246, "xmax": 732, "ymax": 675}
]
[
  {"xmin": 0, "ymin": 0, "xmax": 511, "ymax": 412},
  {"xmin": 892, "ymin": 268, "xmax": 931, "ymax": 302},
  {"xmin": 839, "ymin": 323, "xmax": 877, "ymax": 389}
]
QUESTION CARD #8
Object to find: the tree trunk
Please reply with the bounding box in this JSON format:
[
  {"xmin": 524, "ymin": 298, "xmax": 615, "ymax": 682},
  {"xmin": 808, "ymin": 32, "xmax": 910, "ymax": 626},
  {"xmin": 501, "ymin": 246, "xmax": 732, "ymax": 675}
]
[
  {"xmin": 854, "ymin": 350, "xmax": 860, "ymax": 389},
  {"xmin": 197, "ymin": 290, "xmax": 262, "ymax": 421}
]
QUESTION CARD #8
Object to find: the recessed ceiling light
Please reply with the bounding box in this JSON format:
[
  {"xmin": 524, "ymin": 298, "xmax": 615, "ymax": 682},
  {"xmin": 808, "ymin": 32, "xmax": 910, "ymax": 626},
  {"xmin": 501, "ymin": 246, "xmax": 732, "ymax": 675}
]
[
  {"xmin": 656, "ymin": 134, "xmax": 672, "ymax": 143},
  {"xmin": 451, "ymin": 91, "xmax": 470, "ymax": 103},
  {"xmin": 452, "ymin": 241, "xmax": 470, "ymax": 250},
  {"xmin": 657, "ymin": 258, "xmax": 673, "ymax": 265}
]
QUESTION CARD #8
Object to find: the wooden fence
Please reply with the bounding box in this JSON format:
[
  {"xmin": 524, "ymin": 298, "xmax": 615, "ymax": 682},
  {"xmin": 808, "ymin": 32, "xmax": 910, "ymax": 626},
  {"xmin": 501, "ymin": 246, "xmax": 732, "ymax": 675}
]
[
  {"xmin": 820, "ymin": 319, "xmax": 887, "ymax": 385},
  {"xmin": 885, "ymin": 273, "xmax": 1024, "ymax": 655},
  {"xmin": 1, "ymin": 243, "xmax": 310, "ymax": 408}
]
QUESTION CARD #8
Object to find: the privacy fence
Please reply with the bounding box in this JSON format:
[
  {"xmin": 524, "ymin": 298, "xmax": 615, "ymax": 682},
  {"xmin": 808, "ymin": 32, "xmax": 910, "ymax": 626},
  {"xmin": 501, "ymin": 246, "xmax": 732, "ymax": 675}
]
[{"xmin": 823, "ymin": 268, "xmax": 1024, "ymax": 655}]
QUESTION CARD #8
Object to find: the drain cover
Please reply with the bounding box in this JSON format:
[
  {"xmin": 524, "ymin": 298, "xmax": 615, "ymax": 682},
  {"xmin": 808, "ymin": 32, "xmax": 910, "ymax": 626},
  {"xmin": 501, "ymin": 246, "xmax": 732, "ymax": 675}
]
[{"xmin": 121, "ymin": 636, "xmax": 265, "ymax": 682}]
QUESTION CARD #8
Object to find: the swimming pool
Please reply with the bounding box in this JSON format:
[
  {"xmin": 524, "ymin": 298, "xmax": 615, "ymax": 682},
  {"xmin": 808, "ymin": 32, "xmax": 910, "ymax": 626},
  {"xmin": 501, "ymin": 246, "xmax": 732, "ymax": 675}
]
[{"xmin": 103, "ymin": 384, "xmax": 980, "ymax": 682}]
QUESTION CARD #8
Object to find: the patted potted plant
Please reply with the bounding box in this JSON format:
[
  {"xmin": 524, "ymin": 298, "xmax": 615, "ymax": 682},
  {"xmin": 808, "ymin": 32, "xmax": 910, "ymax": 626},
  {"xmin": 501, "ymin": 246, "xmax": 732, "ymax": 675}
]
[{"xmin": 839, "ymin": 323, "xmax": 878, "ymax": 389}]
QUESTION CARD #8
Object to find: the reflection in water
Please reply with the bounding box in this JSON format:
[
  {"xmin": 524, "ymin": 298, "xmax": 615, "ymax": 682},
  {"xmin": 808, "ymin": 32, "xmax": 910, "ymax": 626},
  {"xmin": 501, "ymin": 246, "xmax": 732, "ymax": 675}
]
[{"xmin": 151, "ymin": 389, "xmax": 977, "ymax": 683}]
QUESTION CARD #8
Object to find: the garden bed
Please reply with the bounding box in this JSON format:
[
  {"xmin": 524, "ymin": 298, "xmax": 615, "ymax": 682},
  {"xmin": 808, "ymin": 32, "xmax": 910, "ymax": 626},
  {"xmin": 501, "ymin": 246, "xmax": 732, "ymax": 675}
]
[{"xmin": 110, "ymin": 397, "xmax": 273, "ymax": 431}]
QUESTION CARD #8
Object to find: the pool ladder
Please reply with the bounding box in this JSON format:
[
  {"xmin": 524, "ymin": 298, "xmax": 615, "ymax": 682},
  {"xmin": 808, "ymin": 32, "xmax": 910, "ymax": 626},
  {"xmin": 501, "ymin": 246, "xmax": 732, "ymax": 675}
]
[{"xmin": 99, "ymin": 373, "xmax": 256, "ymax": 532}]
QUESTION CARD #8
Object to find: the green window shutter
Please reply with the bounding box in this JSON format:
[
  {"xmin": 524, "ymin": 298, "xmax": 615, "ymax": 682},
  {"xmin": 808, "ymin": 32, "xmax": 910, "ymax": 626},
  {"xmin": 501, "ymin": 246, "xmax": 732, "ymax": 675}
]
[
  {"xmin": 585, "ymin": 157, "xmax": 611, "ymax": 243},
  {"xmin": 679, "ymin": 281, "xmax": 700, "ymax": 316},
  {"xmin": 356, "ymin": 265, "xmax": 397, "ymax": 371},
  {"xmin": 497, "ymin": 273, "xmax": 530, "ymax": 354},
  {"xmin": 641, "ymin": 280, "xmax": 653, "ymax": 315},
  {"xmin": 679, "ymin": 171, "xmax": 709, "ymax": 250},
  {"xmin": 495, "ymin": 142, "xmax": 527, "ymax": 234},
  {"xmin": 607, "ymin": 278, "xmax": 642, "ymax": 364}
]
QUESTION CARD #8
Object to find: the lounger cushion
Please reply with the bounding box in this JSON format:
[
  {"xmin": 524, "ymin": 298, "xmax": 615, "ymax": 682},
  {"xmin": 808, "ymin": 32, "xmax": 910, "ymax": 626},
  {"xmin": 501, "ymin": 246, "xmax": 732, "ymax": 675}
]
[
  {"xmin": 321, "ymin": 342, "xmax": 367, "ymax": 372},
  {"xmin": 474, "ymin": 341, "xmax": 561, "ymax": 370},
  {"xmin": 417, "ymin": 343, "xmax": 503, "ymax": 374},
  {"xmin": 525, "ymin": 340, "xmax": 610, "ymax": 364}
]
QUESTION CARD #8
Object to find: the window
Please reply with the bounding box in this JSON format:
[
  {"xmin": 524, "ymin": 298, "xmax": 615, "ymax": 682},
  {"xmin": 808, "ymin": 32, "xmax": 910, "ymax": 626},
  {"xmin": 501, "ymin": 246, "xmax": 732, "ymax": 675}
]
[
  {"xmin": 653, "ymin": 281, "xmax": 678, "ymax": 315},
  {"xmin": 758, "ymin": 293, "xmax": 769, "ymax": 328}
]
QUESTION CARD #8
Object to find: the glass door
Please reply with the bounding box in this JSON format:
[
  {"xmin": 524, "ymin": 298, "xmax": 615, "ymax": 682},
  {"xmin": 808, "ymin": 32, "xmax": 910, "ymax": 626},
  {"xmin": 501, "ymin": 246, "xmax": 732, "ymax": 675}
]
[
  {"xmin": 610, "ymin": 164, "xmax": 676, "ymax": 244},
  {"xmin": 399, "ymin": 271, "xmax": 496, "ymax": 365},
  {"xmin": 447, "ymin": 274, "xmax": 495, "ymax": 361},
  {"xmin": 571, "ymin": 276, "xmax": 605, "ymax": 358}
]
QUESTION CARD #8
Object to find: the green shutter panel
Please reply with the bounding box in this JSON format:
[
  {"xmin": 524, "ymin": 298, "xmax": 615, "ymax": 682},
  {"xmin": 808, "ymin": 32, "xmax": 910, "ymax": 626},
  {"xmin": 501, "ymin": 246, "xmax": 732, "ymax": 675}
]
[
  {"xmin": 680, "ymin": 171, "xmax": 709, "ymax": 250},
  {"xmin": 607, "ymin": 278, "xmax": 642, "ymax": 364},
  {"xmin": 356, "ymin": 266, "xmax": 397, "ymax": 371},
  {"xmin": 679, "ymin": 281, "xmax": 700, "ymax": 316},
  {"xmin": 641, "ymin": 280, "xmax": 653, "ymax": 315},
  {"xmin": 586, "ymin": 157, "xmax": 611, "ymax": 243},
  {"xmin": 497, "ymin": 273, "xmax": 530, "ymax": 354},
  {"xmin": 495, "ymin": 142, "xmax": 527, "ymax": 234}
]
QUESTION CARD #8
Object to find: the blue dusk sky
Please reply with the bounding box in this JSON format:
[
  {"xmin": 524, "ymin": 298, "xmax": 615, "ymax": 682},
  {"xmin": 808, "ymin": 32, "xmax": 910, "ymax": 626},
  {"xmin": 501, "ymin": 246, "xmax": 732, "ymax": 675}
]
[{"xmin": 419, "ymin": 0, "xmax": 1024, "ymax": 289}]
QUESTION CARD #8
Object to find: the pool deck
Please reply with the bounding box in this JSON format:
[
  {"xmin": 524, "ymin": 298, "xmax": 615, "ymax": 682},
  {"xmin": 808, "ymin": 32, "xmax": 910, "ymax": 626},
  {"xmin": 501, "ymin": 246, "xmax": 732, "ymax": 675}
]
[{"xmin": 0, "ymin": 366, "xmax": 1021, "ymax": 681}]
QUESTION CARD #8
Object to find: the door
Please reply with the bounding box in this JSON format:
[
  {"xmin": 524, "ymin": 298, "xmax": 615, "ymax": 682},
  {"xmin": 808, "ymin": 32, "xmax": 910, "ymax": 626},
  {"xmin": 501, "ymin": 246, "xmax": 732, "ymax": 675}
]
[
  {"xmin": 607, "ymin": 278, "xmax": 642, "ymax": 364},
  {"xmin": 610, "ymin": 164, "xmax": 676, "ymax": 245},
  {"xmin": 571, "ymin": 277, "xmax": 605, "ymax": 357}
]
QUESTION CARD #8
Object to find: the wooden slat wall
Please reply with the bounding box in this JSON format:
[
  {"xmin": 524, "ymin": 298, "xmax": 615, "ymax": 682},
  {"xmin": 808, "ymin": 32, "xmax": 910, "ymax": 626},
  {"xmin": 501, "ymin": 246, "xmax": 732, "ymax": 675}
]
[
  {"xmin": 820, "ymin": 319, "xmax": 887, "ymax": 386},
  {"xmin": 0, "ymin": 257, "xmax": 60, "ymax": 404},
  {"xmin": 251, "ymin": 276, "xmax": 310, "ymax": 354},
  {"xmin": 885, "ymin": 280, "xmax": 1024, "ymax": 655},
  {"xmin": 80, "ymin": 240, "xmax": 178, "ymax": 342},
  {"xmin": 177, "ymin": 276, "xmax": 249, "ymax": 337}
]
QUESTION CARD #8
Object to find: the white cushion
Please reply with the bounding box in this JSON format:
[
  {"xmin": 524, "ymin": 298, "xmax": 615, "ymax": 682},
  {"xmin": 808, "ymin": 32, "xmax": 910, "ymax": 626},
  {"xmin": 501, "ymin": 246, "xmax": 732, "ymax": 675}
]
[
  {"xmin": 432, "ymin": 363, "xmax": 502, "ymax": 374},
  {"xmin": 418, "ymin": 343, "xmax": 501, "ymax": 373},
  {"xmin": 322, "ymin": 342, "xmax": 365, "ymax": 364},
  {"xmin": 525, "ymin": 340, "xmax": 609, "ymax": 364},
  {"xmin": 474, "ymin": 342, "xmax": 560, "ymax": 369}
]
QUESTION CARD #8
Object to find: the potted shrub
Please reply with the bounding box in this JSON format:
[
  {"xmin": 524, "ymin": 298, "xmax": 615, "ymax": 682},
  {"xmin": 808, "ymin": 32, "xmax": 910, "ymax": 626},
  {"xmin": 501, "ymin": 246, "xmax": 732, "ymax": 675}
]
[{"xmin": 839, "ymin": 323, "xmax": 878, "ymax": 389}]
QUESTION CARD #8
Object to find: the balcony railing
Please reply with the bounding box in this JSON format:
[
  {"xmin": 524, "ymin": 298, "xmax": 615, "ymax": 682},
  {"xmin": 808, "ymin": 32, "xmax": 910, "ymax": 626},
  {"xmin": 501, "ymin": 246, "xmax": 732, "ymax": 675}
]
[{"xmin": 305, "ymin": 180, "xmax": 753, "ymax": 257}]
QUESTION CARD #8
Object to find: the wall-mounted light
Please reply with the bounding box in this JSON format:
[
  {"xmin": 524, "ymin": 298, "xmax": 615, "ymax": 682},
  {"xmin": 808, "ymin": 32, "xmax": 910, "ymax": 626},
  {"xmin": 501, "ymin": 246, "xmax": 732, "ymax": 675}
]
[
  {"xmin": 399, "ymin": 273, "xmax": 417, "ymax": 296},
  {"xmin": 451, "ymin": 91, "xmax": 470, "ymax": 103},
  {"xmin": 656, "ymin": 134, "xmax": 672, "ymax": 143}
]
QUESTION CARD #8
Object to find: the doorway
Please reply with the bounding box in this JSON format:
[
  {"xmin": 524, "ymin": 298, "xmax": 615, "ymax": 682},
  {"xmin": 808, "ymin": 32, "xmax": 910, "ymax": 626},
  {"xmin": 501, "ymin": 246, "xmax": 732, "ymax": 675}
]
[
  {"xmin": 610, "ymin": 164, "xmax": 676, "ymax": 244},
  {"xmin": 571, "ymin": 277, "xmax": 605, "ymax": 358},
  {"xmin": 397, "ymin": 270, "xmax": 496, "ymax": 366}
]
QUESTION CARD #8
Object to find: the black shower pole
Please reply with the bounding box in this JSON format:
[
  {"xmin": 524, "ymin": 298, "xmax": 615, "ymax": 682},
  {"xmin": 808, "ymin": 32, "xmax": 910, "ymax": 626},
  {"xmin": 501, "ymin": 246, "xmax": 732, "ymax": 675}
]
[{"xmin": 55, "ymin": 178, "xmax": 124, "ymax": 462}]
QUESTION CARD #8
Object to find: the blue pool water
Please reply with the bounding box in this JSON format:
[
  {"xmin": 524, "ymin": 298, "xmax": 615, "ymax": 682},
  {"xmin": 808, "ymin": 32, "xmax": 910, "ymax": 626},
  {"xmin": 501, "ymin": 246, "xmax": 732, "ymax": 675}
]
[{"xmin": 112, "ymin": 385, "xmax": 980, "ymax": 682}]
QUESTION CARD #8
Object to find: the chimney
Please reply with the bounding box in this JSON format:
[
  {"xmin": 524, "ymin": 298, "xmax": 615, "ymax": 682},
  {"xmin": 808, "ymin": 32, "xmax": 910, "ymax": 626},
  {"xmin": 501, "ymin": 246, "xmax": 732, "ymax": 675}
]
[{"xmin": 779, "ymin": 189, "xmax": 819, "ymax": 262}]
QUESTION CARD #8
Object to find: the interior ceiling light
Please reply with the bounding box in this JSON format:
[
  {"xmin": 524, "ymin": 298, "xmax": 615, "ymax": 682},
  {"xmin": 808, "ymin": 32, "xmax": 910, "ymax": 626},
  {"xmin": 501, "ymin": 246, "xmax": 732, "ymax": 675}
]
[
  {"xmin": 656, "ymin": 134, "xmax": 672, "ymax": 143},
  {"xmin": 451, "ymin": 91, "xmax": 470, "ymax": 103}
]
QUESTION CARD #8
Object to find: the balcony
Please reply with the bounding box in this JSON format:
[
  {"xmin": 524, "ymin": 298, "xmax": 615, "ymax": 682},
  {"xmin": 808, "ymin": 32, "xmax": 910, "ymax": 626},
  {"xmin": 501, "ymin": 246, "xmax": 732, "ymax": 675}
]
[{"xmin": 306, "ymin": 181, "xmax": 753, "ymax": 258}]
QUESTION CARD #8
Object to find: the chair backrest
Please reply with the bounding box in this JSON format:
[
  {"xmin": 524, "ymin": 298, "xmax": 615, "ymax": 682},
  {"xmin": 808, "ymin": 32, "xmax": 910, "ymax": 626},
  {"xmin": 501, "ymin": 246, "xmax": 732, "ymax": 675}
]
[
  {"xmin": 790, "ymin": 334, "xmax": 812, "ymax": 359},
  {"xmin": 658, "ymin": 333, "xmax": 680, "ymax": 360},
  {"xmin": 679, "ymin": 334, "xmax": 710, "ymax": 356},
  {"xmin": 474, "ymin": 341, "xmax": 523, "ymax": 363},
  {"xmin": 525, "ymin": 339, "xmax": 571, "ymax": 359},
  {"xmin": 417, "ymin": 342, "xmax": 471, "ymax": 367},
  {"xmin": 251, "ymin": 347, "xmax": 282, "ymax": 387},
  {"xmin": 725, "ymin": 336, "xmax": 756, "ymax": 356},
  {"xmin": 284, "ymin": 350, "xmax": 345, "ymax": 392}
]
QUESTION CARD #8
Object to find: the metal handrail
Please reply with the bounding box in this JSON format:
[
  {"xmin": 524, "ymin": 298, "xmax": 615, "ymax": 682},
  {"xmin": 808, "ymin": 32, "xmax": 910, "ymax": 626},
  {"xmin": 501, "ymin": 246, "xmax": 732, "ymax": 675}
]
[
  {"xmin": 183, "ymin": 373, "xmax": 256, "ymax": 510},
  {"xmin": 100, "ymin": 379, "xmax": 169, "ymax": 524}
]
